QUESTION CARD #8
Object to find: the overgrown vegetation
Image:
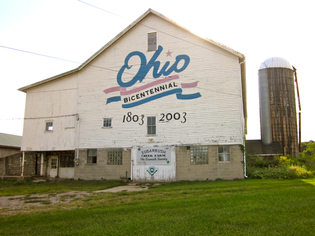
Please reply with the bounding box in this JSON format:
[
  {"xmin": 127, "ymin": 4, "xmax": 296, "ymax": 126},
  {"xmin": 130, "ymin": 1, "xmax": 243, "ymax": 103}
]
[{"xmin": 247, "ymin": 141, "xmax": 315, "ymax": 179}]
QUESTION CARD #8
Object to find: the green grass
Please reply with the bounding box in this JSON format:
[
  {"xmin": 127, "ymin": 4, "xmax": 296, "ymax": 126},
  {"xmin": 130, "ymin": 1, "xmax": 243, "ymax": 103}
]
[{"xmin": 1, "ymin": 179, "xmax": 315, "ymax": 235}]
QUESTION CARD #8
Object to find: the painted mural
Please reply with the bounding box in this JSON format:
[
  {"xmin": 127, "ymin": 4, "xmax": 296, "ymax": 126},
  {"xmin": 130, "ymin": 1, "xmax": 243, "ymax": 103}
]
[{"xmin": 104, "ymin": 46, "xmax": 201, "ymax": 108}]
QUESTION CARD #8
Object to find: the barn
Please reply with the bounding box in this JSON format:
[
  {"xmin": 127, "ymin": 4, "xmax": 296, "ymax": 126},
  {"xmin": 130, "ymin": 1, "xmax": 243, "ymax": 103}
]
[{"xmin": 19, "ymin": 9, "xmax": 247, "ymax": 181}]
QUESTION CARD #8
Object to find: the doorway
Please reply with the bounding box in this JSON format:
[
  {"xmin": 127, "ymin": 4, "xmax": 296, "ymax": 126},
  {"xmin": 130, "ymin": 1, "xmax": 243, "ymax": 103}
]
[{"xmin": 48, "ymin": 156, "xmax": 58, "ymax": 178}]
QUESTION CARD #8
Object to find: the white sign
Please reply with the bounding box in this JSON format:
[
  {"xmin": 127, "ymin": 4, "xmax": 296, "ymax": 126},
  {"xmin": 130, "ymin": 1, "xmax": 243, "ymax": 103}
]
[{"xmin": 137, "ymin": 147, "xmax": 171, "ymax": 165}]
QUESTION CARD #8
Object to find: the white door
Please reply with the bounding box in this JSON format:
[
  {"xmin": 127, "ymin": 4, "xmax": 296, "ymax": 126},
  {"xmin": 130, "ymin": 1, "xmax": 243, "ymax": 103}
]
[
  {"xmin": 131, "ymin": 146, "xmax": 176, "ymax": 182},
  {"xmin": 48, "ymin": 156, "xmax": 58, "ymax": 178}
]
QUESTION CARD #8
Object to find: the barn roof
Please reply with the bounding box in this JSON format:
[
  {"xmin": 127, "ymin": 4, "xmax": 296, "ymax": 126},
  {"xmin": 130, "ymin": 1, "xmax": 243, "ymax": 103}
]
[
  {"xmin": 18, "ymin": 8, "xmax": 245, "ymax": 92},
  {"xmin": 0, "ymin": 133, "xmax": 22, "ymax": 148}
]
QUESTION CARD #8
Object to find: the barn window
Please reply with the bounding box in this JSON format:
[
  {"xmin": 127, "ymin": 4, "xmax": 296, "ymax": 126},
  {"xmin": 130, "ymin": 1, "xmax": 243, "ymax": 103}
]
[
  {"xmin": 60, "ymin": 155, "xmax": 74, "ymax": 167},
  {"xmin": 45, "ymin": 121, "xmax": 53, "ymax": 131},
  {"xmin": 87, "ymin": 149, "xmax": 97, "ymax": 164},
  {"xmin": 103, "ymin": 118, "xmax": 112, "ymax": 128},
  {"xmin": 218, "ymin": 146, "xmax": 230, "ymax": 162},
  {"xmin": 147, "ymin": 116, "xmax": 156, "ymax": 135},
  {"xmin": 148, "ymin": 32, "xmax": 157, "ymax": 51},
  {"xmin": 107, "ymin": 148, "xmax": 123, "ymax": 165},
  {"xmin": 190, "ymin": 146, "xmax": 208, "ymax": 165}
]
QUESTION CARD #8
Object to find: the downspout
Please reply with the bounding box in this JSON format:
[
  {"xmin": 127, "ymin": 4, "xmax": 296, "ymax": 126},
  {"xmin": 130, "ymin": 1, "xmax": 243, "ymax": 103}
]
[
  {"xmin": 130, "ymin": 148, "xmax": 134, "ymax": 181},
  {"xmin": 75, "ymin": 114, "xmax": 80, "ymax": 167},
  {"xmin": 239, "ymin": 59, "xmax": 248, "ymax": 179},
  {"xmin": 243, "ymin": 146, "xmax": 248, "ymax": 179}
]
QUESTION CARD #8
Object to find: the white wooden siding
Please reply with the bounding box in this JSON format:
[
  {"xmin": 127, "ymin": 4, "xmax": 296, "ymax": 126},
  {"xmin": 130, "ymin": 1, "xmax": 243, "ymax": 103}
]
[
  {"xmin": 21, "ymin": 74, "xmax": 78, "ymax": 151},
  {"xmin": 21, "ymin": 13, "xmax": 245, "ymax": 152},
  {"xmin": 76, "ymin": 14, "xmax": 244, "ymax": 149}
]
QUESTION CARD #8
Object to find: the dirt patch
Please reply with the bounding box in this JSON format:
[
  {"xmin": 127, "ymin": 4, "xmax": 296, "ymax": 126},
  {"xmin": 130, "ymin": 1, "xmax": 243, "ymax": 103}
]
[
  {"xmin": 0, "ymin": 183, "xmax": 153, "ymax": 212},
  {"xmin": 0, "ymin": 191, "xmax": 91, "ymax": 211},
  {"xmin": 94, "ymin": 183, "xmax": 149, "ymax": 193}
]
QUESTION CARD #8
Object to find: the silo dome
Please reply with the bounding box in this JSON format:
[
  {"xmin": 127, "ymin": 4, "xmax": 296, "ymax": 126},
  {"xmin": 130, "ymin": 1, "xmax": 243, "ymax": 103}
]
[{"xmin": 259, "ymin": 57, "xmax": 292, "ymax": 70}]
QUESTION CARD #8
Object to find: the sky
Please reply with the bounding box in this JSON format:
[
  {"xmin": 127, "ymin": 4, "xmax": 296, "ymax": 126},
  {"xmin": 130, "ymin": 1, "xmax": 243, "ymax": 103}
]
[{"xmin": 0, "ymin": 0, "xmax": 314, "ymax": 142}]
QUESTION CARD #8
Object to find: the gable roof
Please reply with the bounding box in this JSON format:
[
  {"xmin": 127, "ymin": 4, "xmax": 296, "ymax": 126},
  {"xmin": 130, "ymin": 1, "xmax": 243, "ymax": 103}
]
[
  {"xmin": 18, "ymin": 8, "xmax": 247, "ymax": 132},
  {"xmin": 0, "ymin": 133, "xmax": 22, "ymax": 148},
  {"xmin": 18, "ymin": 8, "xmax": 245, "ymax": 92}
]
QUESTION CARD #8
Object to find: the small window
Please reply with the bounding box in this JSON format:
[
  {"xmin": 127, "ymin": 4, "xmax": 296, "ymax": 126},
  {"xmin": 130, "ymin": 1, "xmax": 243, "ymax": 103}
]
[
  {"xmin": 46, "ymin": 121, "xmax": 53, "ymax": 131},
  {"xmin": 107, "ymin": 148, "xmax": 123, "ymax": 165},
  {"xmin": 218, "ymin": 146, "xmax": 230, "ymax": 162},
  {"xmin": 60, "ymin": 155, "xmax": 74, "ymax": 167},
  {"xmin": 147, "ymin": 117, "xmax": 156, "ymax": 135},
  {"xmin": 190, "ymin": 146, "xmax": 208, "ymax": 165},
  {"xmin": 103, "ymin": 118, "xmax": 112, "ymax": 128},
  {"xmin": 87, "ymin": 149, "xmax": 97, "ymax": 164},
  {"xmin": 51, "ymin": 159, "xmax": 57, "ymax": 169},
  {"xmin": 148, "ymin": 32, "xmax": 157, "ymax": 51}
]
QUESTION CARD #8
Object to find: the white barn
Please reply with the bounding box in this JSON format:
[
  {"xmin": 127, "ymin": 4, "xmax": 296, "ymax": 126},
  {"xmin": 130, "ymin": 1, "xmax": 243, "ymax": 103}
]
[{"xmin": 19, "ymin": 9, "xmax": 247, "ymax": 181}]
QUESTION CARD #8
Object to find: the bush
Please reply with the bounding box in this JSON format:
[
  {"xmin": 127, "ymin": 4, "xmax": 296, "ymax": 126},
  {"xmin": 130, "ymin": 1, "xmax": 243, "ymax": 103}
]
[
  {"xmin": 247, "ymin": 146, "xmax": 315, "ymax": 179},
  {"xmin": 278, "ymin": 156, "xmax": 294, "ymax": 166},
  {"xmin": 299, "ymin": 141, "xmax": 315, "ymax": 170},
  {"xmin": 249, "ymin": 166, "xmax": 289, "ymax": 179},
  {"xmin": 248, "ymin": 165, "xmax": 314, "ymax": 179},
  {"xmin": 288, "ymin": 165, "xmax": 314, "ymax": 179},
  {"xmin": 247, "ymin": 155, "xmax": 279, "ymax": 168}
]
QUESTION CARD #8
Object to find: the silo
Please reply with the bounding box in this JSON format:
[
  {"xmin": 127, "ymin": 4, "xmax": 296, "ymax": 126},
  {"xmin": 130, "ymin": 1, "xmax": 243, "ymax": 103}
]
[{"xmin": 258, "ymin": 57, "xmax": 299, "ymax": 157}]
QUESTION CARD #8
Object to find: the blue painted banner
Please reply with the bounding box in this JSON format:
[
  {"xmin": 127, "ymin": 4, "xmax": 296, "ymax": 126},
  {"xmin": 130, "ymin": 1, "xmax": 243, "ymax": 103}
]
[
  {"xmin": 122, "ymin": 88, "xmax": 182, "ymax": 108},
  {"xmin": 106, "ymin": 96, "xmax": 121, "ymax": 104},
  {"xmin": 103, "ymin": 45, "xmax": 201, "ymax": 108}
]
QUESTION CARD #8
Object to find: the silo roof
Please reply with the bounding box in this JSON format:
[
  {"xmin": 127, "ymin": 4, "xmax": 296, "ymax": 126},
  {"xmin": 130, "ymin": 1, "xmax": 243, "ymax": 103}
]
[{"xmin": 259, "ymin": 57, "xmax": 292, "ymax": 70}]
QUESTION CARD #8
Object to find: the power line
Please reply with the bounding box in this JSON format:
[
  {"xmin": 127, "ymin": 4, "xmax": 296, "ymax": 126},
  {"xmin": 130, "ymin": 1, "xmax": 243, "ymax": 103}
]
[
  {"xmin": 77, "ymin": 0, "xmax": 125, "ymax": 19},
  {"xmin": 0, "ymin": 118, "xmax": 23, "ymax": 120},
  {"xmin": 0, "ymin": 45, "xmax": 81, "ymax": 64},
  {"xmin": 0, "ymin": 114, "xmax": 76, "ymax": 120},
  {"xmin": 0, "ymin": 3, "xmax": 243, "ymax": 92},
  {"xmin": 0, "ymin": 5, "xmax": 240, "ymax": 74}
]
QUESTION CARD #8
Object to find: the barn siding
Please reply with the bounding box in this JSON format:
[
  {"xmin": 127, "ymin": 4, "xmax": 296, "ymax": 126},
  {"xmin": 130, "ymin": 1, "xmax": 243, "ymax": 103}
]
[
  {"xmin": 21, "ymin": 74, "xmax": 77, "ymax": 151},
  {"xmin": 76, "ymin": 14, "xmax": 244, "ymax": 149}
]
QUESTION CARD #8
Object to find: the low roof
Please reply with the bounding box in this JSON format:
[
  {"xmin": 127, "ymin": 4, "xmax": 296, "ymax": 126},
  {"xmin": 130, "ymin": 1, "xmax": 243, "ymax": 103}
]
[{"xmin": 0, "ymin": 133, "xmax": 22, "ymax": 148}]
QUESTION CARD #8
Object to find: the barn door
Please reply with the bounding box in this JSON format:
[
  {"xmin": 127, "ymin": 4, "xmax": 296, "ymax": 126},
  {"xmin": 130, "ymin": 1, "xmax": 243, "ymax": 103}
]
[
  {"xmin": 131, "ymin": 146, "xmax": 176, "ymax": 182},
  {"xmin": 48, "ymin": 156, "xmax": 58, "ymax": 178}
]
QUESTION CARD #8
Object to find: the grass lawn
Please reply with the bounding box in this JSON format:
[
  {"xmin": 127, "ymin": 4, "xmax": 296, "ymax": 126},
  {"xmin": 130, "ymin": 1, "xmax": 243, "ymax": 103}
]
[{"xmin": 0, "ymin": 178, "xmax": 315, "ymax": 235}]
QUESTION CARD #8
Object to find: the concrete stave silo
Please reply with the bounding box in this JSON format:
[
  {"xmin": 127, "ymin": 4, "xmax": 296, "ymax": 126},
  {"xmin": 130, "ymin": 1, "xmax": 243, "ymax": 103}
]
[{"xmin": 258, "ymin": 57, "xmax": 299, "ymax": 157}]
